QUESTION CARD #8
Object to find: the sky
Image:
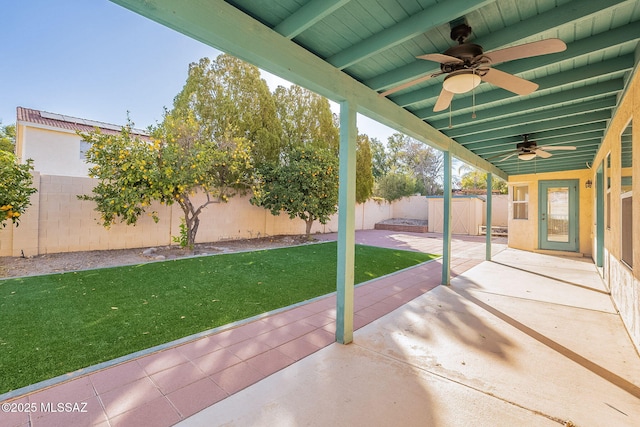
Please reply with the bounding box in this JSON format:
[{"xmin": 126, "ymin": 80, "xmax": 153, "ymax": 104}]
[{"xmin": 1, "ymin": 0, "xmax": 396, "ymax": 141}]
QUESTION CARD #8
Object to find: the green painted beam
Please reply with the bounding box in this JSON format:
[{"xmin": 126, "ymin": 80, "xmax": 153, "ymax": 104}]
[
  {"xmin": 327, "ymin": 0, "xmax": 493, "ymax": 69},
  {"xmin": 504, "ymin": 163, "xmax": 592, "ymax": 175},
  {"xmin": 336, "ymin": 101, "xmax": 357, "ymax": 345},
  {"xmin": 447, "ymin": 109, "xmax": 612, "ymax": 142},
  {"xmin": 274, "ymin": 0, "xmax": 351, "ymax": 39},
  {"xmin": 429, "ymin": 91, "xmax": 618, "ymax": 134},
  {"xmin": 442, "ymin": 151, "xmax": 452, "ymax": 285},
  {"xmin": 108, "ymin": 0, "xmax": 507, "ymax": 180},
  {"xmin": 456, "ymin": 121, "xmax": 606, "ymax": 146},
  {"xmin": 476, "ymin": 0, "xmax": 629, "ymax": 55},
  {"xmin": 442, "ymin": 90, "xmax": 621, "ymax": 138},
  {"xmin": 366, "ymin": 0, "xmax": 634, "ymax": 92},
  {"xmin": 486, "ymin": 173, "xmax": 492, "ymax": 261}
]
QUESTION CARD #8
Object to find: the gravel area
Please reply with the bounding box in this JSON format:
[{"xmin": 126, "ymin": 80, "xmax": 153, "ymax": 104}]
[{"xmin": 0, "ymin": 235, "xmax": 314, "ymax": 278}]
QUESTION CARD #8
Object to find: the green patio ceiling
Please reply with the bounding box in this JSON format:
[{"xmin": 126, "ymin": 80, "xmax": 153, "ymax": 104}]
[{"xmin": 110, "ymin": 0, "xmax": 640, "ymax": 178}]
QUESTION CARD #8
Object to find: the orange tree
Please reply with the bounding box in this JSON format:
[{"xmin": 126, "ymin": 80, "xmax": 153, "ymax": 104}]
[
  {"xmin": 251, "ymin": 146, "xmax": 338, "ymax": 238},
  {"xmin": 0, "ymin": 151, "xmax": 36, "ymax": 227},
  {"xmin": 79, "ymin": 112, "xmax": 252, "ymax": 248}
]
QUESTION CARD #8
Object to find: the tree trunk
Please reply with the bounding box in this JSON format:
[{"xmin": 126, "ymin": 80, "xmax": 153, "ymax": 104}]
[
  {"xmin": 187, "ymin": 215, "xmax": 199, "ymax": 249},
  {"xmin": 305, "ymin": 218, "xmax": 314, "ymax": 239},
  {"xmin": 180, "ymin": 199, "xmax": 199, "ymax": 250}
]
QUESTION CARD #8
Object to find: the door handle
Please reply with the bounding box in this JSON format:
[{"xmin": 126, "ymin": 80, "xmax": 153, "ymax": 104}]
[{"xmin": 541, "ymin": 213, "xmax": 546, "ymax": 221}]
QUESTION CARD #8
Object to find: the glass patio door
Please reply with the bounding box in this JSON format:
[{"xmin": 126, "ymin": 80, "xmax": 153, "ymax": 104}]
[{"xmin": 539, "ymin": 180, "xmax": 579, "ymax": 252}]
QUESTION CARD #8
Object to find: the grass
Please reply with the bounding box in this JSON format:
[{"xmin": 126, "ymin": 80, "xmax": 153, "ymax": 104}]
[{"xmin": 0, "ymin": 242, "xmax": 438, "ymax": 394}]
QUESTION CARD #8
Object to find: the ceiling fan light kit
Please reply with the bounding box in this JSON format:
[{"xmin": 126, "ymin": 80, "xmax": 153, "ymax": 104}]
[
  {"xmin": 442, "ymin": 70, "xmax": 481, "ymax": 94},
  {"xmin": 518, "ymin": 152, "xmax": 537, "ymax": 161}
]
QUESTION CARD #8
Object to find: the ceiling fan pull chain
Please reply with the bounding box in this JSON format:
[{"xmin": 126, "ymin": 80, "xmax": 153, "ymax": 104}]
[
  {"xmin": 449, "ymin": 103, "xmax": 453, "ymax": 128},
  {"xmin": 472, "ymin": 71, "xmax": 477, "ymax": 119}
]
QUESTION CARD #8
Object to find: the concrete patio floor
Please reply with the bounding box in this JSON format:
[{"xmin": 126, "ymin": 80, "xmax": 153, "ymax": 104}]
[
  {"xmin": 179, "ymin": 240, "xmax": 640, "ymax": 426},
  {"xmin": 3, "ymin": 231, "xmax": 639, "ymax": 426}
]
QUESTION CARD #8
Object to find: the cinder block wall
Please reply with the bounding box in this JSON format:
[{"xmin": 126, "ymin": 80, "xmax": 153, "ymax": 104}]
[
  {"xmin": 1, "ymin": 176, "xmax": 440, "ymax": 256},
  {"xmin": 1, "ymin": 174, "xmax": 508, "ymax": 257}
]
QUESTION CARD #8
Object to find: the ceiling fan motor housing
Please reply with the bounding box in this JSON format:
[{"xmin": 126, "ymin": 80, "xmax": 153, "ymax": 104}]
[
  {"xmin": 441, "ymin": 44, "xmax": 484, "ymax": 73},
  {"xmin": 450, "ymin": 23, "xmax": 472, "ymax": 44},
  {"xmin": 517, "ymin": 140, "xmax": 537, "ymax": 150}
]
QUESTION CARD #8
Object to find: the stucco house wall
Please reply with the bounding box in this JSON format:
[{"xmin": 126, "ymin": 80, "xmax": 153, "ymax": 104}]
[
  {"xmin": 589, "ymin": 64, "xmax": 639, "ymax": 351},
  {"xmin": 506, "ymin": 65, "xmax": 639, "ymax": 352},
  {"xmin": 16, "ymin": 125, "xmax": 91, "ymax": 177},
  {"xmin": 14, "ymin": 107, "xmax": 149, "ymax": 178},
  {"xmin": 507, "ymin": 169, "xmax": 593, "ymax": 256}
]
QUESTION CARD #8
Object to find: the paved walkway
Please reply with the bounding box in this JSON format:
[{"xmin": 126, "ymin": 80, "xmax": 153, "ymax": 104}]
[
  {"xmin": 180, "ymin": 246, "xmax": 640, "ymax": 427},
  {"xmin": 2, "ymin": 230, "xmax": 496, "ymax": 427},
  {"xmin": 8, "ymin": 231, "xmax": 639, "ymax": 426}
]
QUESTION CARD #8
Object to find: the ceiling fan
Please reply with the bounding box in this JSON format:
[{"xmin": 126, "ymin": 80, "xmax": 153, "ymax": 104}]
[
  {"xmin": 380, "ymin": 23, "xmax": 566, "ymax": 112},
  {"xmin": 495, "ymin": 135, "xmax": 577, "ymax": 162}
]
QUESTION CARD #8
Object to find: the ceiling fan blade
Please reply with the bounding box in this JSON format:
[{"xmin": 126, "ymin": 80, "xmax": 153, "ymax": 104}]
[
  {"xmin": 481, "ymin": 68, "xmax": 538, "ymax": 95},
  {"xmin": 378, "ymin": 73, "xmax": 439, "ymax": 97},
  {"xmin": 485, "ymin": 39, "xmax": 567, "ymax": 65},
  {"xmin": 534, "ymin": 148, "xmax": 552, "ymax": 158},
  {"xmin": 433, "ymin": 88, "xmax": 454, "ymax": 112},
  {"xmin": 417, "ymin": 53, "xmax": 463, "ymax": 64},
  {"xmin": 497, "ymin": 151, "xmax": 520, "ymax": 162},
  {"xmin": 540, "ymin": 146, "xmax": 577, "ymax": 151}
]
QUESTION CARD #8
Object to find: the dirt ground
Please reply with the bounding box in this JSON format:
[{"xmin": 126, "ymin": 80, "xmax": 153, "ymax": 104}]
[{"xmin": 0, "ymin": 235, "xmax": 314, "ymax": 278}]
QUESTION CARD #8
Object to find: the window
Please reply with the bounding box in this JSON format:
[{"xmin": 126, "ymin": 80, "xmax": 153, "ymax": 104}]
[
  {"xmin": 620, "ymin": 120, "xmax": 632, "ymax": 268},
  {"xmin": 80, "ymin": 141, "xmax": 91, "ymax": 159},
  {"xmin": 512, "ymin": 185, "xmax": 528, "ymax": 220},
  {"xmin": 606, "ymin": 153, "xmax": 611, "ymax": 230}
]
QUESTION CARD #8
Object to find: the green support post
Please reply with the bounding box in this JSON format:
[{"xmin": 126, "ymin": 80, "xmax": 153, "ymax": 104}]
[
  {"xmin": 441, "ymin": 151, "xmax": 452, "ymax": 285},
  {"xmin": 336, "ymin": 100, "xmax": 356, "ymax": 345},
  {"xmin": 486, "ymin": 172, "xmax": 493, "ymax": 261}
]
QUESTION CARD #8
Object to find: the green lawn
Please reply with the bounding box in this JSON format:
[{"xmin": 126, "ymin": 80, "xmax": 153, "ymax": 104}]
[{"xmin": 0, "ymin": 242, "xmax": 438, "ymax": 394}]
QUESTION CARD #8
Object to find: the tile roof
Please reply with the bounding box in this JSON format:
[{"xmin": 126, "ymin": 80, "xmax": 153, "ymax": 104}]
[{"xmin": 16, "ymin": 107, "xmax": 149, "ymax": 137}]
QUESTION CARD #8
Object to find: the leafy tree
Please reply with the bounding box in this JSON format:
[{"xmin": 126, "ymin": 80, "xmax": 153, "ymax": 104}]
[
  {"xmin": 356, "ymin": 134, "xmax": 374, "ymax": 203},
  {"xmin": 251, "ymin": 146, "xmax": 338, "ymax": 237},
  {"xmin": 79, "ymin": 113, "xmax": 252, "ymax": 248},
  {"xmin": 375, "ymin": 171, "xmax": 417, "ymax": 202},
  {"xmin": 172, "ymin": 55, "xmax": 282, "ymax": 166},
  {"xmin": 272, "ymin": 85, "xmax": 338, "ymax": 154},
  {"xmin": 0, "ymin": 123, "xmax": 15, "ymax": 153},
  {"xmin": 400, "ymin": 137, "xmax": 443, "ymax": 195},
  {"xmin": 252, "ymin": 84, "xmax": 341, "ymax": 237},
  {"xmin": 373, "ymin": 133, "xmax": 444, "ymax": 196},
  {"xmin": 0, "ymin": 151, "xmax": 37, "ymax": 227},
  {"xmin": 370, "ymin": 137, "xmax": 389, "ymax": 179},
  {"xmin": 460, "ymin": 169, "xmax": 508, "ymax": 194}
]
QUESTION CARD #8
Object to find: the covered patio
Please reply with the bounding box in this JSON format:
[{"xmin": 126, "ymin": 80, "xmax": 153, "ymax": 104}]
[
  {"xmin": 5, "ymin": 0, "xmax": 639, "ymax": 425},
  {"xmin": 179, "ymin": 243, "xmax": 640, "ymax": 427},
  {"xmin": 5, "ymin": 231, "xmax": 639, "ymax": 426},
  {"xmin": 105, "ymin": 0, "xmax": 640, "ymax": 354}
]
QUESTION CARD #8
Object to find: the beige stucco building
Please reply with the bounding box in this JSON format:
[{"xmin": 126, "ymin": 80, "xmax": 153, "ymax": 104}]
[{"xmin": 14, "ymin": 107, "xmax": 148, "ymax": 177}]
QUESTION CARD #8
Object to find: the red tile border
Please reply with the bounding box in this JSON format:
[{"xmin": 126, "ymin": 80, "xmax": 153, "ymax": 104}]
[
  {"xmin": 98, "ymin": 377, "xmax": 163, "ymax": 419},
  {"xmin": 3, "ymin": 240, "xmax": 472, "ymax": 426},
  {"xmin": 108, "ymin": 396, "xmax": 180, "ymax": 427},
  {"xmin": 89, "ymin": 361, "xmax": 147, "ymax": 395},
  {"xmin": 209, "ymin": 362, "xmax": 264, "ymax": 395},
  {"xmin": 149, "ymin": 361, "xmax": 205, "ymax": 395},
  {"xmin": 166, "ymin": 377, "xmax": 228, "ymax": 419}
]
